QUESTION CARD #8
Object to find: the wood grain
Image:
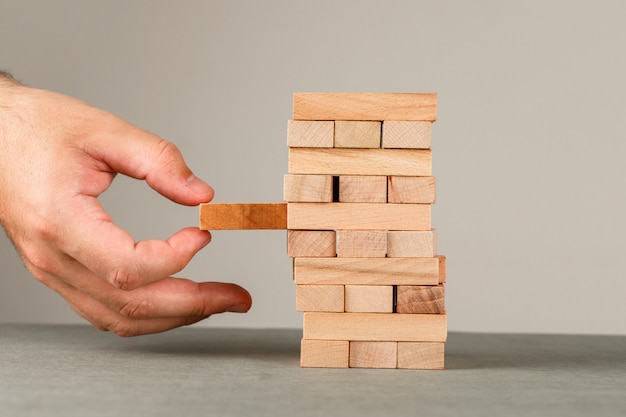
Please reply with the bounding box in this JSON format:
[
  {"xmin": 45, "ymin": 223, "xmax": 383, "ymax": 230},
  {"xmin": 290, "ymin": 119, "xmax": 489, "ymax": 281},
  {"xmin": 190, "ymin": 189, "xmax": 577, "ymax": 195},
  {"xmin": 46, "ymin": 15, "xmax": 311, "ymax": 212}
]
[
  {"xmin": 300, "ymin": 339, "xmax": 349, "ymax": 368},
  {"xmin": 396, "ymin": 285, "xmax": 445, "ymax": 314},
  {"xmin": 349, "ymin": 342, "xmax": 397, "ymax": 368},
  {"xmin": 287, "ymin": 203, "xmax": 431, "ymax": 231},
  {"xmin": 336, "ymin": 230, "xmax": 387, "ymax": 258},
  {"xmin": 387, "ymin": 230, "xmax": 437, "ymax": 258},
  {"xmin": 293, "ymin": 93, "xmax": 437, "ymax": 121},
  {"xmin": 303, "ymin": 312, "xmax": 447, "ymax": 342},
  {"xmin": 284, "ymin": 174, "xmax": 333, "ymax": 202},
  {"xmin": 287, "ymin": 120, "xmax": 334, "ymax": 147},
  {"xmin": 345, "ymin": 285, "xmax": 393, "ymax": 313},
  {"xmin": 338, "ymin": 175, "xmax": 387, "ymax": 203},
  {"xmin": 334, "ymin": 121, "xmax": 381, "ymax": 148},
  {"xmin": 397, "ymin": 342, "xmax": 444, "ymax": 370},
  {"xmin": 296, "ymin": 285, "xmax": 344, "ymax": 312},
  {"xmin": 288, "ymin": 230, "xmax": 336, "ymax": 257},
  {"xmin": 387, "ymin": 176, "xmax": 436, "ymax": 204},
  {"xmin": 289, "ymin": 148, "xmax": 432, "ymax": 176},
  {"xmin": 382, "ymin": 121, "xmax": 432, "ymax": 149},
  {"xmin": 294, "ymin": 257, "xmax": 440, "ymax": 285},
  {"xmin": 199, "ymin": 203, "xmax": 287, "ymax": 230}
]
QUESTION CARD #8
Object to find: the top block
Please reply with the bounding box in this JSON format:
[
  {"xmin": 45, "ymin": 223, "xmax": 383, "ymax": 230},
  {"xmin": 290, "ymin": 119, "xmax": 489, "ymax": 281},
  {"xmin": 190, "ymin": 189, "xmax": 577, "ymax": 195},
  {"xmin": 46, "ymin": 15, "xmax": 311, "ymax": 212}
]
[{"xmin": 293, "ymin": 93, "xmax": 437, "ymax": 121}]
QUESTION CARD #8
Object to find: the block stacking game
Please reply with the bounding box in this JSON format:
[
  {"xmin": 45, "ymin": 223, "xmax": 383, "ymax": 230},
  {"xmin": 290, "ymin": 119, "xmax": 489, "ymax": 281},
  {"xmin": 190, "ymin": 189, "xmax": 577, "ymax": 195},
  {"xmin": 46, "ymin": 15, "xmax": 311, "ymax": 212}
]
[
  {"xmin": 286, "ymin": 93, "xmax": 446, "ymax": 369},
  {"xmin": 199, "ymin": 92, "xmax": 446, "ymax": 369}
]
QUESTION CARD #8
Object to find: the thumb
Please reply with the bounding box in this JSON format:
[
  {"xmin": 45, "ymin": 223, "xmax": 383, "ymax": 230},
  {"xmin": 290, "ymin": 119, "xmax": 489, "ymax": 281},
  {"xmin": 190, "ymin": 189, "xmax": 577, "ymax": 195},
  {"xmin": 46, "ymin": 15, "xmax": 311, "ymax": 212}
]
[{"xmin": 94, "ymin": 118, "xmax": 214, "ymax": 206}]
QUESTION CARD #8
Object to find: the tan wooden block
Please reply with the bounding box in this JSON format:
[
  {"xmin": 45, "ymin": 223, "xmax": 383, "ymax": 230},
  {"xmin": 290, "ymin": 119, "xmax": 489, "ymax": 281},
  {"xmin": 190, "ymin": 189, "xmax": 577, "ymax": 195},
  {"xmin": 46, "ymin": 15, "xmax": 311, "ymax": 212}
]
[
  {"xmin": 388, "ymin": 176, "xmax": 436, "ymax": 204},
  {"xmin": 387, "ymin": 230, "xmax": 437, "ymax": 257},
  {"xmin": 294, "ymin": 257, "xmax": 440, "ymax": 285},
  {"xmin": 199, "ymin": 203, "xmax": 287, "ymax": 230},
  {"xmin": 382, "ymin": 121, "xmax": 432, "ymax": 149},
  {"xmin": 397, "ymin": 342, "xmax": 445, "ymax": 370},
  {"xmin": 301, "ymin": 339, "xmax": 349, "ymax": 368},
  {"xmin": 437, "ymin": 255, "xmax": 446, "ymax": 284},
  {"xmin": 293, "ymin": 93, "xmax": 437, "ymax": 121},
  {"xmin": 284, "ymin": 174, "xmax": 333, "ymax": 202},
  {"xmin": 338, "ymin": 176, "xmax": 387, "ymax": 203},
  {"xmin": 334, "ymin": 121, "xmax": 381, "ymax": 148},
  {"xmin": 349, "ymin": 342, "xmax": 397, "ymax": 368},
  {"xmin": 396, "ymin": 285, "xmax": 445, "ymax": 314},
  {"xmin": 296, "ymin": 285, "xmax": 344, "ymax": 312},
  {"xmin": 336, "ymin": 230, "xmax": 387, "ymax": 258},
  {"xmin": 288, "ymin": 230, "xmax": 336, "ymax": 257},
  {"xmin": 303, "ymin": 312, "xmax": 447, "ymax": 342},
  {"xmin": 287, "ymin": 203, "xmax": 430, "ymax": 231},
  {"xmin": 287, "ymin": 120, "xmax": 334, "ymax": 147},
  {"xmin": 289, "ymin": 148, "xmax": 432, "ymax": 176},
  {"xmin": 345, "ymin": 285, "xmax": 393, "ymax": 313}
]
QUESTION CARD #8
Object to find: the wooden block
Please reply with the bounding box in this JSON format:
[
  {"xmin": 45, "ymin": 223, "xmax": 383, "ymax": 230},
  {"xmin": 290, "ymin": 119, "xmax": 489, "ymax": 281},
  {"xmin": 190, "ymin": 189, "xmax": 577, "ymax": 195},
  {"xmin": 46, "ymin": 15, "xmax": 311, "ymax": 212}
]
[
  {"xmin": 397, "ymin": 342, "xmax": 444, "ymax": 370},
  {"xmin": 301, "ymin": 339, "xmax": 349, "ymax": 368},
  {"xmin": 199, "ymin": 203, "xmax": 287, "ymax": 230},
  {"xmin": 349, "ymin": 342, "xmax": 397, "ymax": 368},
  {"xmin": 382, "ymin": 121, "xmax": 432, "ymax": 149},
  {"xmin": 287, "ymin": 120, "xmax": 334, "ymax": 147},
  {"xmin": 288, "ymin": 230, "xmax": 336, "ymax": 257},
  {"xmin": 287, "ymin": 203, "xmax": 430, "ymax": 231},
  {"xmin": 294, "ymin": 257, "xmax": 439, "ymax": 285},
  {"xmin": 338, "ymin": 175, "xmax": 387, "ymax": 203},
  {"xmin": 387, "ymin": 230, "xmax": 437, "ymax": 257},
  {"xmin": 437, "ymin": 255, "xmax": 446, "ymax": 284},
  {"xmin": 289, "ymin": 148, "xmax": 432, "ymax": 176},
  {"xmin": 334, "ymin": 121, "xmax": 381, "ymax": 148},
  {"xmin": 336, "ymin": 230, "xmax": 386, "ymax": 258},
  {"xmin": 296, "ymin": 285, "xmax": 344, "ymax": 312},
  {"xmin": 284, "ymin": 174, "xmax": 333, "ymax": 202},
  {"xmin": 345, "ymin": 285, "xmax": 393, "ymax": 313},
  {"xmin": 387, "ymin": 176, "xmax": 436, "ymax": 204},
  {"xmin": 396, "ymin": 285, "xmax": 445, "ymax": 314},
  {"xmin": 293, "ymin": 93, "xmax": 437, "ymax": 121},
  {"xmin": 303, "ymin": 312, "xmax": 447, "ymax": 342}
]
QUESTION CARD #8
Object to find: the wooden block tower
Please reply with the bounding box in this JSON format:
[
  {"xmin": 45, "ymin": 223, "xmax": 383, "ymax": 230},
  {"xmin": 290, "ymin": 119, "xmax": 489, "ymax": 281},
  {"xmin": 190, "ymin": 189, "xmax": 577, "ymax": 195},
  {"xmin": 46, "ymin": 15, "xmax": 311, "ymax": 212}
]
[{"xmin": 286, "ymin": 93, "xmax": 447, "ymax": 369}]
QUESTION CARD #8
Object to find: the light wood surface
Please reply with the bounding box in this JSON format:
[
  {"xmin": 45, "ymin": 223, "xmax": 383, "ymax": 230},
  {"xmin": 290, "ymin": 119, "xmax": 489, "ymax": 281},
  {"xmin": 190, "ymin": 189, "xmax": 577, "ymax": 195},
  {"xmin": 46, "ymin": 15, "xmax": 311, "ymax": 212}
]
[
  {"xmin": 283, "ymin": 174, "xmax": 333, "ymax": 202},
  {"xmin": 397, "ymin": 342, "xmax": 445, "ymax": 369},
  {"xmin": 296, "ymin": 285, "xmax": 345, "ymax": 312},
  {"xmin": 293, "ymin": 93, "xmax": 437, "ymax": 121},
  {"xmin": 303, "ymin": 312, "xmax": 447, "ymax": 342},
  {"xmin": 338, "ymin": 175, "xmax": 387, "ymax": 203},
  {"xmin": 437, "ymin": 255, "xmax": 446, "ymax": 284},
  {"xmin": 287, "ymin": 230, "xmax": 336, "ymax": 257},
  {"xmin": 396, "ymin": 285, "xmax": 445, "ymax": 314},
  {"xmin": 287, "ymin": 120, "xmax": 334, "ymax": 147},
  {"xmin": 300, "ymin": 339, "xmax": 349, "ymax": 368},
  {"xmin": 199, "ymin": 203, "xmax": 287, "ymax": 230},
  {"xmin": 336, "ymin": 230, "xmax": 387, "ymax": 258},
  {"xmin": 287, "ymin": 203, "xmax": 431, "ymax": 231},
  {"xmin": 387, "ymin": 176, "xmax": 436, "ymax": 204},
  {"xmin": 289, "ymin": 148, "xmax": 432, "ymax": 176},
  {"xmin": 344, "ymin": 285, "xmax": 393, "ymax": 313},
  {"xmin": 349, "ymin": 342, "xmax": 397, "ymax": 368},
  {"xmin": 334, "ymin": 120, "xmax": 381, "ymax": 148},
  {"xmin": 382, "ymin": 121, "xmax": 432, "ymax": 149},
  {"xmin": 387, "ymin": 230, "xmax": 437, "ymax": 257},
  {"xmin": 294, "ymin": 257, "xmax": 440, "ymax": 285}
]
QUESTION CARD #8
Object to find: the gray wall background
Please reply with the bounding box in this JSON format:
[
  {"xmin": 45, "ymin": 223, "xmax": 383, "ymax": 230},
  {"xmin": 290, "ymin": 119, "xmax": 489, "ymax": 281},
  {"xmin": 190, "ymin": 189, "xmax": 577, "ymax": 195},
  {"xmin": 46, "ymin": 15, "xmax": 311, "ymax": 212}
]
[{"xmin": 1, "ymin": 0, "xmax": 624, "ymax": 335}]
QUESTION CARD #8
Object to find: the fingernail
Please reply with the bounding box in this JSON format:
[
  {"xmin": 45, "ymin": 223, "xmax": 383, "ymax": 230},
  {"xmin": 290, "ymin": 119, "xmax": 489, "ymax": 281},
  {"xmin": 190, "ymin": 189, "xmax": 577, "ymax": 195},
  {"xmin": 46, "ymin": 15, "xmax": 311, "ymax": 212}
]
[
  {"xmin": 226, "ymin": 302, "xmax": 251, "ymax": 313},
  {"xmin": 187, "ymin": 175, "xmax": 214, "ymax": 198}
]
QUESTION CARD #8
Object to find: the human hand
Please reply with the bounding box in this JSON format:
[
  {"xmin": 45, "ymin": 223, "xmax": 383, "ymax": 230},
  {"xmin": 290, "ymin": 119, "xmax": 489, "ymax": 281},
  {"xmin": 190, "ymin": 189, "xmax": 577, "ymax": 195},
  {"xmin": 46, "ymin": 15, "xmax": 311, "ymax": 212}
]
[{"xmin": 0, "ymin": 75, "xmax": 251, "ymax": 336}]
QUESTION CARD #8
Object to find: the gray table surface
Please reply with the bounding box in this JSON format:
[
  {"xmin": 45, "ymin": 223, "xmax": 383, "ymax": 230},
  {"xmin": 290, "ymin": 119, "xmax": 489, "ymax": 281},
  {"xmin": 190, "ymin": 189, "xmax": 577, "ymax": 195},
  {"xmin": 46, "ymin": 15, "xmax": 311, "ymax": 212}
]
[{"xmin": 1, "ymin": 324, "xmax": 625, "ymax": 417}]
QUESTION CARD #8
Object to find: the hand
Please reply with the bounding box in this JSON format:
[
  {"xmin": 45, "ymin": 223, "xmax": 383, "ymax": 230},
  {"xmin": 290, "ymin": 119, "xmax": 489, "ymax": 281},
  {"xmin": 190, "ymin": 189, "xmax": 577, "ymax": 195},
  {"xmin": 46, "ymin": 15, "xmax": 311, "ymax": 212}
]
[{"xmin": 0, "ymin": 76, "xmax": 251, "ymax": 336}]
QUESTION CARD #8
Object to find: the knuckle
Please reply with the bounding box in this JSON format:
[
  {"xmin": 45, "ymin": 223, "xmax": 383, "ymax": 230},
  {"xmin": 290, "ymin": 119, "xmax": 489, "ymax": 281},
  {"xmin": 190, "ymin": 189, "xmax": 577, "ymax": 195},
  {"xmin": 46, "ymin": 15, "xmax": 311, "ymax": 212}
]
[
  {"xmin": 155, "ymin": 139, "xmax": 182, "ymax": 170},
  {"xmin": 104, "ymin": 320, "xmax": 139, "ymax": 337},
  {"xmin": 118, "ymin": 296, "xmax": 153, "ymax": 320}
]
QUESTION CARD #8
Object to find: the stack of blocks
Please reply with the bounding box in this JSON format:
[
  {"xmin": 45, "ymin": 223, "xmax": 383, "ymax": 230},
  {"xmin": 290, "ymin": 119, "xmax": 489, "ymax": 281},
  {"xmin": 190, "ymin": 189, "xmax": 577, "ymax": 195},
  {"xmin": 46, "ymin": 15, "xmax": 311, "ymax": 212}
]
[{"xmin": 285, "ymin": 93, "xmax": 447, "ymax": 369}]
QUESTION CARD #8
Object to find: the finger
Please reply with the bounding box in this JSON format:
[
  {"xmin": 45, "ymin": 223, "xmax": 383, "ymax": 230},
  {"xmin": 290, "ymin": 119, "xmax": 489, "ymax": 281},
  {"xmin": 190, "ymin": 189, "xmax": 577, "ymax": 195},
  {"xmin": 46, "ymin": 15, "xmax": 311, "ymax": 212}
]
[{"xmin": 85, "ymin": 113, "xmax": 214, "ymax": 206}]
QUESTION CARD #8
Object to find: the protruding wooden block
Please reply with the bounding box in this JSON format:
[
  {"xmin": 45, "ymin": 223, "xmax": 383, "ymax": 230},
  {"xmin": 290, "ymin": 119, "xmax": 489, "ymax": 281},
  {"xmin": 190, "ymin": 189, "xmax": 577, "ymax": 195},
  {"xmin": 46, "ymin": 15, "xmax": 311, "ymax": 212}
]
[
  {"xmin": 294, "ymin": 257, "xmax": 440, "ymax": 285},
  {"xmin": 287, "ymin": 203, "xmax": 431, "ymax": 231},
  {"xmin": 334, "ymin": 121, "xmax": 381, "ymax": 148},
  {"xmin": 288, "ymin": 148, "xmax": 432, "ymax": 176},
  {"xmin": 296, "ymin": 285, "xmax": 344, "ymax": 312},
  {"xmin": 288, "ymin": 230, "xmax": 336, "ymax": 257},
  {"xmin": 338, "ymin": 176, "xmax": 387, "ymax": 203},
  {"xmin": 284, "ymin": 174, "xmax": 333, "ymax": 202},
  {"xmin": 396, "ymin": 285, "xmax": 445, "ymax": 314},
  {"xmin": 199, "ymin": 203, "xmax": 287, "ymax": 230},
  {"xmin": 387, "ymin": 176, "xmax": 436, "ymax": 204},
  {"xmin": 387, "ymin": 230, "xmax": 437, "ymax": 257},
  {"xmin": 303, "ymin": 312, "xmax": 447, "ymax": 342},
  {"xmin": 397, "ymin": 342, "xmax": 444, "ymax": 370},
  {"xmin": 382, "ymin": 121, "xmax": 432, "ymax": 149},
  {"xmin": 293, "ymin": 93, "xmax": 437, "ymax": 121},
  {"xmin": 287, "ymin": 120, "xmax": 334, "ymax": 147},
  {"xmin": 345, "ymin": 285, "xmax": 393, "ymax": 313},
  {"xmin": 336, "ymin": 230, "xmax": 386, "ymax": 258},
  {"xmin": 349, "ymin": 342, "xmax": 397, "ymax": 369},
  {"xmin": 437, "ymin": 255, "xmax": 446, "ymax": 284},
  {"xmin": 301, "ymin": 339, "xmax": 349, "ymax": 368}
]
